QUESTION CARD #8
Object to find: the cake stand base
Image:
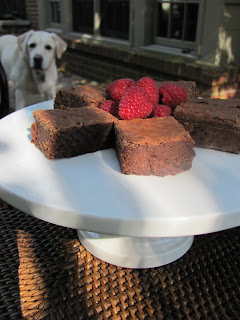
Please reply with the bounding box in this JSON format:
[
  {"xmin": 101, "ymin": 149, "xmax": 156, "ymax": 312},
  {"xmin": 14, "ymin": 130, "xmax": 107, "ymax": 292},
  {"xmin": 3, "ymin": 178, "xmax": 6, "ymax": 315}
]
[{"xmin": 77, "ymin": 231, "xmax": 194, "ymax": 268}]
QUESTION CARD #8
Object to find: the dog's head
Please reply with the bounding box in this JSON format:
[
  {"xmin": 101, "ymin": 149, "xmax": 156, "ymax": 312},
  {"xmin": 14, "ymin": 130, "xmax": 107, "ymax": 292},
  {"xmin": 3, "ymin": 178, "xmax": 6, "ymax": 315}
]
[{"xmin": 18, "ymin": 30, "xmax": 67, "ymax": 70}]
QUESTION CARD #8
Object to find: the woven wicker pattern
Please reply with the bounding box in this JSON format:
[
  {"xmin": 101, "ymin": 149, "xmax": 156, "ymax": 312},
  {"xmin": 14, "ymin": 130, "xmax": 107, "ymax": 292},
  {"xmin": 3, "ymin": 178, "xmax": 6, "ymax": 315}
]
[{"xmin": 0, "ymin": 199, "xmax": 239, "ymax": 320}]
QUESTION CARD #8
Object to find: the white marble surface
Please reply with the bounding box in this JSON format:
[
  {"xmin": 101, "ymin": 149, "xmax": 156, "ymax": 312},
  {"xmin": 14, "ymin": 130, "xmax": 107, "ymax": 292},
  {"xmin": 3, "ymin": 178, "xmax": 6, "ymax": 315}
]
[{"xmin": 0, "ymin": 101, "xmax": 239, "ymax": 237}]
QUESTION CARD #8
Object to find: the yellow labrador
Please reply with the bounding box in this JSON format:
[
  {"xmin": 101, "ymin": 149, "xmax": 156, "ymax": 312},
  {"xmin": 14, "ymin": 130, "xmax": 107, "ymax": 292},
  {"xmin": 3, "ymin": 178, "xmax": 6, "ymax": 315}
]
[{"xmin": 0, "ymin": 30, "xmax": 67, "ymax": 110}]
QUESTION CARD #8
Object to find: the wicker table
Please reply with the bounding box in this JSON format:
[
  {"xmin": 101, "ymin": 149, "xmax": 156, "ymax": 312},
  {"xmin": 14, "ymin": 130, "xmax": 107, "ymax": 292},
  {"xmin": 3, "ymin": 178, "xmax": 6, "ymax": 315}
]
[{"xmin": 0, "ymin": 199, "xmax": 239, "ymax": 319}]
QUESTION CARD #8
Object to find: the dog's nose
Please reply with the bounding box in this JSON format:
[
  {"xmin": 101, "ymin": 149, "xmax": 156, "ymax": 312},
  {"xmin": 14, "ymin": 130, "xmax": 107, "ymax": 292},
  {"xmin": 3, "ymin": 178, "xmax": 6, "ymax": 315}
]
[{"xmin": 33, "ymin": 55, "xmax": 43, "ymax": 69}]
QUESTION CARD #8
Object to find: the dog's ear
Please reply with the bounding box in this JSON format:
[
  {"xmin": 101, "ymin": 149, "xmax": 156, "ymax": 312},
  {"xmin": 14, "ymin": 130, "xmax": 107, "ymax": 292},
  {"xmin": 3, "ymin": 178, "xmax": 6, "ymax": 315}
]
[
  {"xmin": 18, "ymin": 30, "xmax": 35, "ymax": 54},
  {"xmin": 51, "ymin": 34, "xmax": 67, "ymax": 59}
]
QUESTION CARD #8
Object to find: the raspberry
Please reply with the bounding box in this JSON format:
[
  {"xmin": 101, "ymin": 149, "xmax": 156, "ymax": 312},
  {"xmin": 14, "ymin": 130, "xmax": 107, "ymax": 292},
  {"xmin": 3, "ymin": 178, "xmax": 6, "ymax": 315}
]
[
  {"xmin": 152, "ymin": 104, "xmax": 172, "ymax": 118},
  {"xmin": 100, "ymin": 100, "xmax": 118, "ymax": 116},
  {"xmin": 159, "ymin": 83, "xmax": 188, "ymax": 108},
  {"xmin": 137, "ymin": 76, "xmax": 159, "ymax": 105},
  {"xmin": 106, "ymin": 78, "xmax": 135, "ymax": 101},
  {"xmin": 118, "ymin": 86, "xmax": 153, "ymax": 120}
]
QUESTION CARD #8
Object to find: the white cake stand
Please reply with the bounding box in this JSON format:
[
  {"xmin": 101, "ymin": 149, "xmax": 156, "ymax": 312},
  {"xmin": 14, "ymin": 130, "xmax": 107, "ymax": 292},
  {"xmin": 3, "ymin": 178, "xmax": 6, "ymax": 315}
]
[{"xmin": 0, "ymin": 101, "xmax": 239, "ymax": 268}]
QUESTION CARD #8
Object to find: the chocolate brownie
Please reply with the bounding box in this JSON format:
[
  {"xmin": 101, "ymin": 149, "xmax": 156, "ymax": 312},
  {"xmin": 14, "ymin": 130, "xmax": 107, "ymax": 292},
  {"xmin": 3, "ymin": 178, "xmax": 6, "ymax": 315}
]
[
  {"xmin": 54, "ymin": 85, "xmax": 106, "ymax": 109},
  {"xmin": 31, "ymin": 107, "xmax": 116, "ymax": 159},
  {"xmin": 174, "ymin": 98, "xmax": 240, "ymax": 153},
  {"xmin": 114, "ymin": 117, "xmax": 195, "ymax": 176},
  {"xmin": 156, "ymin": 81, "xmax": 199, "ymax": 99}
]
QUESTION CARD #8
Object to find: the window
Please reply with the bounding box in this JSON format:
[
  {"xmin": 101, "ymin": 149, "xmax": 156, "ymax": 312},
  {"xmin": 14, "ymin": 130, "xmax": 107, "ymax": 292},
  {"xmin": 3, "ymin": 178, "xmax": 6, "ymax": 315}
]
[
  {"xmin": 72, "ymin": 0, "xmax": 130, "ymax": 40},
  {"xmin": 0, "ymin": 0, "xmax": 26, "ymax": 20},
  {"xmin": 155, "ymin": 0, "xmax": 200, "ymax": 50},
  {"xmin": 49, "ymin": 0, "xmax": 61, "ymax": 24},
  {"xmin": 72, "ymin": 0, "xmax": 94, "ymax": 34},
  {"xmin": 100, "ymin": 0, "xmax": 129, "ymax": 40}
]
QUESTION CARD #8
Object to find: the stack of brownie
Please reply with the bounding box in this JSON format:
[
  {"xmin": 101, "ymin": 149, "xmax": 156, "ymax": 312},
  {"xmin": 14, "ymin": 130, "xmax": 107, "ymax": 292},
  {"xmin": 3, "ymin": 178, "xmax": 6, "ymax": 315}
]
[{"xmin": 31, "ymin": 81, "xmax": 240, "ymax": 177}]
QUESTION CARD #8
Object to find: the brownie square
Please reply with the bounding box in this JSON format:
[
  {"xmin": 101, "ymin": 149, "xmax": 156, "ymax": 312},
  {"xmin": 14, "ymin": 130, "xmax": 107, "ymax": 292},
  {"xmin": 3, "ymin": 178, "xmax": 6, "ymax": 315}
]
[
  {"xmin": 174, "ymin": 98, "xmax": 240, "ymax": 153},
  {"xmin": 54, "ymin": 85, "xmax": 106, "ymax": 109},
  {"xmin": 156, "ymin": 80, "xmax": 199, "ymax": 100},
  {"xmin": 31, "ymin": 107, "xmax": 116, "ymax": 159},
  {"xmin": 114, "ymin": 117, "xmax": 195, "ymax": 176}
]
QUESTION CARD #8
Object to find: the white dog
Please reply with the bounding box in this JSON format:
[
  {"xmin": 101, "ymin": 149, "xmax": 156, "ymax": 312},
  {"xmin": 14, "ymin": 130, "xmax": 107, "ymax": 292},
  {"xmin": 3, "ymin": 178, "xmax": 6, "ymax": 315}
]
[{"xmin": 0, "ymin": 30, "xmax": 67, "ymax": 110}]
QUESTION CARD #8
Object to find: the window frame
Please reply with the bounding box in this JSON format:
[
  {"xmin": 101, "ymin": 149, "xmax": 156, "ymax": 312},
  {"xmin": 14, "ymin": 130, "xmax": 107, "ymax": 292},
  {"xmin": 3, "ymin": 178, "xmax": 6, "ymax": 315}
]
[
  {"xmin": 69, "ymin": 0, "xmax": 131, "ymax": 43},
  {"xmin": 153, "ymin": 0, "xmax": 204, "ymax": 52},
  {"xmin": 48, "ymin": 0, "xmax": 61, "ymax": 28},
  {"xmin": 72, "ymin": 0, "xmax": 94, "ymax": 35}
]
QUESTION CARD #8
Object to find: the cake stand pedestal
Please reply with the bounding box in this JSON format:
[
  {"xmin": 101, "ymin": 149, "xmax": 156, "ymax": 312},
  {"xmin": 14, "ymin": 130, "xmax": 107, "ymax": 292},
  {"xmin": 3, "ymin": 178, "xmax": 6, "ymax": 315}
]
[
  {"xmin": 0, "ymin": 101, "xmax": 239, "ymax": 269},
  {"xmin": 78, "ymin": 231, "xmax": 194, "ymax": 268}
]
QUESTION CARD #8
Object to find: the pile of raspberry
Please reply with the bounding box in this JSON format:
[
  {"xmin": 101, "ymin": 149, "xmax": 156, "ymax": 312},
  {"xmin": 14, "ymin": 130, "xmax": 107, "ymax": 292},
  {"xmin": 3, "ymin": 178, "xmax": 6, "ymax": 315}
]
[{"xmin": 99, "ymin": 77, "xmax": 188, "ymax": 120}]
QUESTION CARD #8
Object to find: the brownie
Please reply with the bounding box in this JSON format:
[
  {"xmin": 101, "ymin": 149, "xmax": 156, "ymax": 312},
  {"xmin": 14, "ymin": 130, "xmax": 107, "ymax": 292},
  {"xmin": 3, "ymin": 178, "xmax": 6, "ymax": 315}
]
[
  {"xmin": 54, "ymin": 85, "xmax": 106, "ymax": 109},
  {"xmin": 114, "ymin": 117, "xmax": 195, "ymax": 176},
  {"xmin": 31, "ymin": 107, "xmax": 116, "ymax": 159},
  {"xmin": 156, "ymin": 81, "xmax": 199, "ymax": 99},
  {"xmin": 174, "ymin": 98, "xmax": 240, "ymax": 153}
]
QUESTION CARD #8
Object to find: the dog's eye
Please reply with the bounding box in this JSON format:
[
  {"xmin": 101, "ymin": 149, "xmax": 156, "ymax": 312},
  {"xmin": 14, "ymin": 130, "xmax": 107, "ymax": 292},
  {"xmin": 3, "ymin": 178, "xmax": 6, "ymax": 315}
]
[
  {"xmin": 45, "ymin": 45, "xmax": 52, "ymax": 50},
  {"xmin": 29, "ymin": 43, "xmax": 36, "ymax": 48}
]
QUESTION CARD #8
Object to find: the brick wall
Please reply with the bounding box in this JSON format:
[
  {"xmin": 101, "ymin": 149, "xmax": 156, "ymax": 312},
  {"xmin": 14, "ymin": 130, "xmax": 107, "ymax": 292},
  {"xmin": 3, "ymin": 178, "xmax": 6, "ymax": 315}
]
[
  {"xmin": 25, "ymin": 0, "xmax": 39, "ymax": 30},
  {"xmin": 61, "ymin": 36, "xmax": 193, "ymax": 86},
  {"xmin": 61, "ymin": 36, "xmax": 240, "ymax": 99},
  {"xmin": 0, "ymin": 20, "xmax": 31, "ymax": 36},
  {"xmin": 0, "ymin": 0, "xmax": 39, "ymax": 35},
  {"xmin": 62, "ymin": 49, "xmax": 178, "ymax": 86},
  {"xmin": 62, "ymin": 48, "xmax": 214, "ymax": 97}
]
